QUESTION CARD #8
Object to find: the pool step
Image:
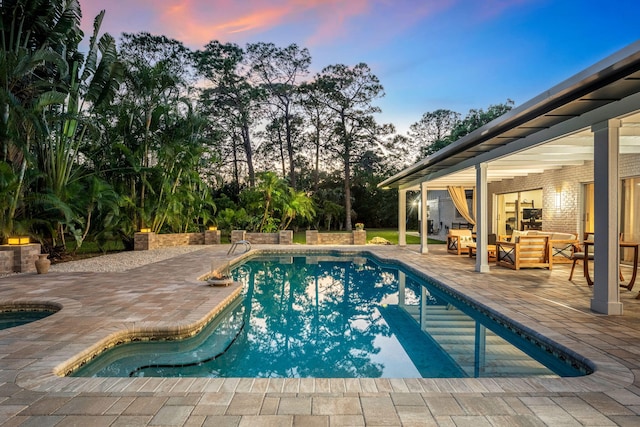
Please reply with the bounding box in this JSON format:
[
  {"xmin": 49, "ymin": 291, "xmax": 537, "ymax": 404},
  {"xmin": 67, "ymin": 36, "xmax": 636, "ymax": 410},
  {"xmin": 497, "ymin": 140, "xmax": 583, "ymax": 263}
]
[{"xmin": 400, "ymin": 304, "xmax": 554, "ymax": 377}]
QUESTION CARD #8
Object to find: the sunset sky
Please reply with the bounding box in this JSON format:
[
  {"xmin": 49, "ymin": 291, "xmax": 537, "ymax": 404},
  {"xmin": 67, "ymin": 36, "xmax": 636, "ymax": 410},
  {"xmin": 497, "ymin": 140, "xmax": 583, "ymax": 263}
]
[{"xmin": 79, "ymin": 0, "xmax": 640, "ymax": 134}]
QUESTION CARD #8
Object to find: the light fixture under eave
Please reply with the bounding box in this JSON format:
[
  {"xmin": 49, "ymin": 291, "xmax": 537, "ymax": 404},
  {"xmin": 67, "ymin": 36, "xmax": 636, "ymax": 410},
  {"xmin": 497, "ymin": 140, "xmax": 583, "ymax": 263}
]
[{"xmin": 555, "ymin": 191, "xmax": 562, "ymax": 209}]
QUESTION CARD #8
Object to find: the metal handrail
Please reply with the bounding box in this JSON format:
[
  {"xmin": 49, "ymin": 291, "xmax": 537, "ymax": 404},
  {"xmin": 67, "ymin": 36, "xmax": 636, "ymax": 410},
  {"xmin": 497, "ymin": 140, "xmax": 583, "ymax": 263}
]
[{"xmin": 227, "ymin": 240, "xmax": 251, "ymax": 256}]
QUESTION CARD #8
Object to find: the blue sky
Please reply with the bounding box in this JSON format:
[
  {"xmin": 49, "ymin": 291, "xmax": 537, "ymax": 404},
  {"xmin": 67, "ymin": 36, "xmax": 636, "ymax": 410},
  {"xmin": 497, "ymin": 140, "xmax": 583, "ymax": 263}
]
[{"xmin": 80, "ymin": 0, "xmax": 640, "ymax": 134}]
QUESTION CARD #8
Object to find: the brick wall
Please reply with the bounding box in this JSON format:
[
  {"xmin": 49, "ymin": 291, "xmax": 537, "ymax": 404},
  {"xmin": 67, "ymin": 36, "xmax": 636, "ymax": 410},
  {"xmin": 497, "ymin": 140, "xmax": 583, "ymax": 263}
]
[
  {"xmin": 0, "ymin": 251, "xmax": 13, "ymax": 274},
  {"xmin": 306, "ymin": 230, "xmax": 366, "ymax": 245},
  {"xmin": 0, "ymin": 243, "xmax": 41, "ymax": 273},
  {"xmin": 487, "ymin": 153, "xmax": 640, "ymax": 235},
  {"xmin": 230, "ymin": 230, "xmax": 293, "ymax": 245},
  {"xmin": 134, "ymin": 232, "xmax": 215, "ymax": 250}
]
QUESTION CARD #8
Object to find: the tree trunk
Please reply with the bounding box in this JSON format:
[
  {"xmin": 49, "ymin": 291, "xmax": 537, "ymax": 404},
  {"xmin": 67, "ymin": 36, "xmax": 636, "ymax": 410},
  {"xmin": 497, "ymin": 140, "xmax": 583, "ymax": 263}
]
[
  {"xmin": 344, "ymin": 149, "xmax": 352, "ymax": 231},
  {"xmin": 285, "ymin": 114, "xmax": 296, "ymax": 188},
  {"xmin": 278, "ymin": 126, "xmax": 286, "ymax": 177},
  {"xmin": 232, "ymin": 133, "xmax": 240, "ymax": 189},
  {"xmin": 241, "ymin": 124, "xmax": 255, "ymax": 187}
]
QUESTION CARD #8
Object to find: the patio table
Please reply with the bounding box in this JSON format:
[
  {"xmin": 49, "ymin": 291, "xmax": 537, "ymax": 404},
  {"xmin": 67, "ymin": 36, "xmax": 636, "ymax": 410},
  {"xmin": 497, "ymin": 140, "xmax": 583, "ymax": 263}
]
[{"xmin": 467, "ymin": 242, "xmax": 497, "ymax": 262}]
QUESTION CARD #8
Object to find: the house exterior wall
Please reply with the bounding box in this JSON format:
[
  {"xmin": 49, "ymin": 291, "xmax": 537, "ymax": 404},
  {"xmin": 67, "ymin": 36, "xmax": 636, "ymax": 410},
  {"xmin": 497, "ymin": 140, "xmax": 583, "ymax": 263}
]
[{"xmin": 487, "ymin": 153, "xmax": 640, "ymax": 235}]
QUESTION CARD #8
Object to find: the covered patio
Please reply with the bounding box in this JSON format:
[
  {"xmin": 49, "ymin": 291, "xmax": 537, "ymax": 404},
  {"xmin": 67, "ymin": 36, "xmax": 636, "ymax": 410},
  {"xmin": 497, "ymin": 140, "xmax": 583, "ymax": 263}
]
[{"xmin": 381, "ymin": 40, "xmax": 640, "ymax": 315}]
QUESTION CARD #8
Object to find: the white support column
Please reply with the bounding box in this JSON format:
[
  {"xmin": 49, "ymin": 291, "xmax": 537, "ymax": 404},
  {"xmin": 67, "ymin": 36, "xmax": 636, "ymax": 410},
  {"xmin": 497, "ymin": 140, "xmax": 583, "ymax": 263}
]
[
  {"xmin": 591, "ymin": 119, "xmax": 623, "ymax": 315},
  {"xmin": 420, "ymin": 181, "xmax": 429, "ymax": 254},
  {"xmin": 398, "ymin": 189, "xmax": 407, "ymax": 247},
  {"xmin": 475, "ymin": 163, "xmax": 490, "ymax": 273}
]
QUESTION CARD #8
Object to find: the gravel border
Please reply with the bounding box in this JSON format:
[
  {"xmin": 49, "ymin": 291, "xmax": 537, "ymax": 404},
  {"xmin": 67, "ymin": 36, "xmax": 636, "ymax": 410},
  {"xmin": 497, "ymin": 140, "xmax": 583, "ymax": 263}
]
[
  {"xmin": 0, "ymin": 246, "xmax": 207, "ymax": 277},
  {"xmin": 49, "ymin": 246, "xmax": 206, "ymax": 273}
]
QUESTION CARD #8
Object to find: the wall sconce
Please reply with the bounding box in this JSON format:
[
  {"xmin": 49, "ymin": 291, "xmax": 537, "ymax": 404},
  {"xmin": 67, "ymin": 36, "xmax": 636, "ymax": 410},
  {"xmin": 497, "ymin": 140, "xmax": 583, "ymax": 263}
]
[
  {"xmin": 554, "ymin": 191, "xmax": 562, "ymax": 209},
  {"xmin": 7, "ymin": 236, "xmax": 30, "ymax": 245},
  {"xmin": 139, "ymin": 228, "xmax": 151, "ymax": 233}
]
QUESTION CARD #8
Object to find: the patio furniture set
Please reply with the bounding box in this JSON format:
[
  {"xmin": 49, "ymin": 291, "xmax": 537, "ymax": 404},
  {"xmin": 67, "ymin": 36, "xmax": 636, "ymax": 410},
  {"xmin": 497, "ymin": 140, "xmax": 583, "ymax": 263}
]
[{"xmin": 447, "ymin": 229, "xmax": 640, "ymax": 292}]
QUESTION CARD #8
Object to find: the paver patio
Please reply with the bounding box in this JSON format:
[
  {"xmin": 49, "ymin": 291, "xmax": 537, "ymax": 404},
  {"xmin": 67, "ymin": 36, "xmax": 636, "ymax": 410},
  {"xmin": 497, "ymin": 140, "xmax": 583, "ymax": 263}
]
[{"xmin": 1, "ymin": 244, "xmax": 640, "ymax": 426}]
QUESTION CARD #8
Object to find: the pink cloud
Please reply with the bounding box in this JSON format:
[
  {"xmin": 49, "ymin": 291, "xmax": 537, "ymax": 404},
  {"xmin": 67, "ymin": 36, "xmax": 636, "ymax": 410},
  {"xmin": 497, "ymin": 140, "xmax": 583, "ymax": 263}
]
[{"xmin": 78, "ymin": 0, "xmax": 529, "ymax": 49}]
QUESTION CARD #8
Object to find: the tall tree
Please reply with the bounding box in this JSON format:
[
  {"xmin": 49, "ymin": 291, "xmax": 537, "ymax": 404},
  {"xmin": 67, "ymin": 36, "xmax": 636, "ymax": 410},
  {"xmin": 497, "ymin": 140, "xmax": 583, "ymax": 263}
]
[
  {"xmin": 409, "ymin": 109, "xmax": 460, "ymax": 157},
  {"xmin": 313, "ymin": 63, "xmax": 386, "ymax": 231},
  {"xmin": 115, "ymin": 32, "xmax": 193, "ymax": 230},
  {"xmin": 196, "ymin": 41, "xmax": 264, "ymax": 188},
  {"xmin": 299, "ymin": 81, "xmax": 334, "ymax": 192},
  {"xmin": 246, "ymin": 42, "xmax": 311, "ymax": 188},
  {"xmin": 448, "ymin": 100, "xmax": 515, "ymax": 141}
]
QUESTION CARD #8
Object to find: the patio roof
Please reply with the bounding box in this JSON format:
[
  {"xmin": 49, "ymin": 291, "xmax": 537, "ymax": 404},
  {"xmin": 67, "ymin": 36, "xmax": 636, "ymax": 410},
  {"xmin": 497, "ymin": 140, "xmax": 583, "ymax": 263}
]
[{"xmin": 380, "ymin": 41, "xmax": 640, "ymax": 191}]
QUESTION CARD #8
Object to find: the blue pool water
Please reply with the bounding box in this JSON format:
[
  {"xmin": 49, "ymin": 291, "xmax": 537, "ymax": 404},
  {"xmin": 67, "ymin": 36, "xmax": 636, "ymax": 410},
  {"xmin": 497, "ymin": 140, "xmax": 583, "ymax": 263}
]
[
  {"xmin": 72, "ymin": 253, "xmax": 588, "ymax": 378},
  {"xmin": 0, "ymin": 310, "xmax": 55, "ymax": 330}
]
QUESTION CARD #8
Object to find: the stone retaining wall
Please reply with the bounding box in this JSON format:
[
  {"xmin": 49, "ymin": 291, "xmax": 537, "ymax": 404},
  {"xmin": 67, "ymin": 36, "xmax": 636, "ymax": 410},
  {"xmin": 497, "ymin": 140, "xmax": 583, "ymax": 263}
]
[
  {"xmin": 230, "ymin": 230, "xmax": 293, "ymax": 245},
  {"xmin": 0, "ymin": 243, "xmax": 41, "ymax": 273},
  {"xmin": 306, "ymin": 230, "xmax": 366, "ymax": 245},
  {"xmin": 133, "ymin": 229, "xmax": 365, "ymax": 250},
  {"xmin": 134, "ymin": 230, "xmax": 220, "ymax": 251}
]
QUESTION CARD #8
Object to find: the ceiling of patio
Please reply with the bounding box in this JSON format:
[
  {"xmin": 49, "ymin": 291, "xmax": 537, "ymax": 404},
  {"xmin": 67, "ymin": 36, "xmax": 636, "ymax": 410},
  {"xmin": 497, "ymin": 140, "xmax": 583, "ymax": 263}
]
[{"xmin": 413, "ymin": 111, "xmax": 640, "ymax": 190}]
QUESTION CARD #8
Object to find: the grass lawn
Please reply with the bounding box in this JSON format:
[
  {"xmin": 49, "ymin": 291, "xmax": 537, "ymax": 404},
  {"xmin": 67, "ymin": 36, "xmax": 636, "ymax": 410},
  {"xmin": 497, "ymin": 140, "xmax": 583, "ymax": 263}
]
[{"xmin": 292, "ymin": 229, "xmax": 444, "ymax": 245}]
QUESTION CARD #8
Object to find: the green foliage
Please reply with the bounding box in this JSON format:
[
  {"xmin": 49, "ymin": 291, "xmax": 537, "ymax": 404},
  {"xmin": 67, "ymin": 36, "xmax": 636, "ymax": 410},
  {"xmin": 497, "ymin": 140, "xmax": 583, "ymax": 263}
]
[
  {"xmin": 0, "ymin": 1, "xmax": 519, "ymax": 251},
  {"xmin": 216, "ymin": 172, "xmax": 315, "ymax": 233},
  {"xmin": 418, "ymin": 100, "xmax": 515, "ymax": 156}
]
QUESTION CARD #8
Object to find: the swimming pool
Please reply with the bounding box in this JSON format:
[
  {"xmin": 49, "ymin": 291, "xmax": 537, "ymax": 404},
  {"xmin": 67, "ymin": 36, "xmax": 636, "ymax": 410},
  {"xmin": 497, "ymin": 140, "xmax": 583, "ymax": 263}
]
[{"xmin": 72, "ymin": 252, "xmax": 589, "ymax": 378}]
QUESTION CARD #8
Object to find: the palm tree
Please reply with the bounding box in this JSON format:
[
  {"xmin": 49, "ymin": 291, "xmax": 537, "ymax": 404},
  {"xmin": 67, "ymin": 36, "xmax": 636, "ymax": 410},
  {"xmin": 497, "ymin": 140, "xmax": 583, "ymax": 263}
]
[
  {"xmin": 254, "ymin": 171, "xmax": 287, "ymax": 231},
  {"xmin": 281, "ymin": 188, "xmax": 315, "ymax": 230}
]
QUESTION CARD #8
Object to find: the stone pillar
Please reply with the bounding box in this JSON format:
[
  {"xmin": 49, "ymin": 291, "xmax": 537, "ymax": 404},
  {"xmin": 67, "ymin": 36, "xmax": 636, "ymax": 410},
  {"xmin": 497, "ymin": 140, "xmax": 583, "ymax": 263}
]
[
  {"xmin": 306, "ymin": 230, "xmax": 318, "ymax": 245},
  {"xmin": 0, "ymin": 251, "xmax": 12, "ymax": 274},
  {"xmin": 230, "ymin": 230, "xmax": 246, "ymax": 243},
  {"xmin": 204, "ymin": 230, "xmax": 221, "ymax": 245},
  {"xmin": 134, "ymin": 232, "xmax": 156, "ymax": 250},
  {"xmin": 0, "ymin": 243, "xmax": 41, "ymax": 273},
  {"xmin": 279, "ymin": 230, "xmax": 293, "ymax": 244},
  {"xmin": 591, "ymin": 119, "xmax": 623, "ymax": 315},
  {"xmin": 353, "ymin": 230, "xmax": 366, "ymax": 245}
]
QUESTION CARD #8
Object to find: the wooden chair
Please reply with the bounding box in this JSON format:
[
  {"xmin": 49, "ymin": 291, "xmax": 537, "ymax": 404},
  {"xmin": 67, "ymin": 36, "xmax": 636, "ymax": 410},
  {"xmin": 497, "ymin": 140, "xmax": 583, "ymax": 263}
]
[
  {"xmin": 496, "ymin": 235, "xmax": 551, "ymax": 270},
  {"xmin": 568, "ymin": 232, "xmax": 625, "ymax": 281},
  {"xmin": 568, "ymin": 233, "xmax": 593, "ymax": 281},
  {"xmin": 447, "ymin": 229, "xmax": 474, "ymax": 255}
]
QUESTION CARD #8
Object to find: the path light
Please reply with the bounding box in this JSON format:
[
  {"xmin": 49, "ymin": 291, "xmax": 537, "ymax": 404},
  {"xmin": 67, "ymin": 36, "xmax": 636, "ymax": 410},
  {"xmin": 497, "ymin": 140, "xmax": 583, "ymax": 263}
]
[{"xmin": 7, "ymin": 236, "xmax": 30, "ymax": 245}]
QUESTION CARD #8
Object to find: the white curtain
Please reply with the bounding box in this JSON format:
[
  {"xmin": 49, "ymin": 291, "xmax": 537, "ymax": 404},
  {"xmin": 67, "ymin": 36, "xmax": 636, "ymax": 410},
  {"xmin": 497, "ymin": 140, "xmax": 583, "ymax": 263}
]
[{"xmin": 448, "ymin": 186, "xmax": 476, "ymax": 225}]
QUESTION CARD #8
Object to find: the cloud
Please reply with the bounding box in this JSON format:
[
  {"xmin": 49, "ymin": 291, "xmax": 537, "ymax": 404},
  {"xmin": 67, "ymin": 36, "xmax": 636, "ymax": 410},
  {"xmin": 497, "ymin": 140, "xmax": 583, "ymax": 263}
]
[
  {"xmin": 80, "ymin": 0, "xmax": 443, "ymax": 48},
  {"xmin": 79, "ymin": 0, "xmax": 530, "ymax": 49}
]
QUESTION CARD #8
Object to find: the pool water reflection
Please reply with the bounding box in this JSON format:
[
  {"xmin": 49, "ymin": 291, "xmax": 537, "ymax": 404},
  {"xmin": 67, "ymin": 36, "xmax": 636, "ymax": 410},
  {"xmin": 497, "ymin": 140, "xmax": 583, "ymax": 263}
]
[{"xmin": 72, "ymin": 253, "xmax": 587, "ymax": 378}]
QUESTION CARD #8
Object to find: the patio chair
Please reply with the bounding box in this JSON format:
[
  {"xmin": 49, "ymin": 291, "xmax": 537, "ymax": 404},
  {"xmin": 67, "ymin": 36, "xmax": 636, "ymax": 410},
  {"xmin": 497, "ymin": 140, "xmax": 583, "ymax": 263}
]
[
  {"xmin": 496, "ymin": 235, "xmax": 551, "ymax": 270},
  {"xmin": 568, "ymin": 232, "xmax": 625, "ymax": 281},
  {"xmin": 447, "ymin": 229, "xmax": 474, "ymax": 255}
]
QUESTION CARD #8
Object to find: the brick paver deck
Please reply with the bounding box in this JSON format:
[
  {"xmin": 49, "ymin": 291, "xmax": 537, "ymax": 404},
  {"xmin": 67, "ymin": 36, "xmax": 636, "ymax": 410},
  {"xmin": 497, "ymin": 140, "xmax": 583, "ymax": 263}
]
[{"xmin": 1, "ymin": 244, "xmax": 640, "ymax": 426}]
